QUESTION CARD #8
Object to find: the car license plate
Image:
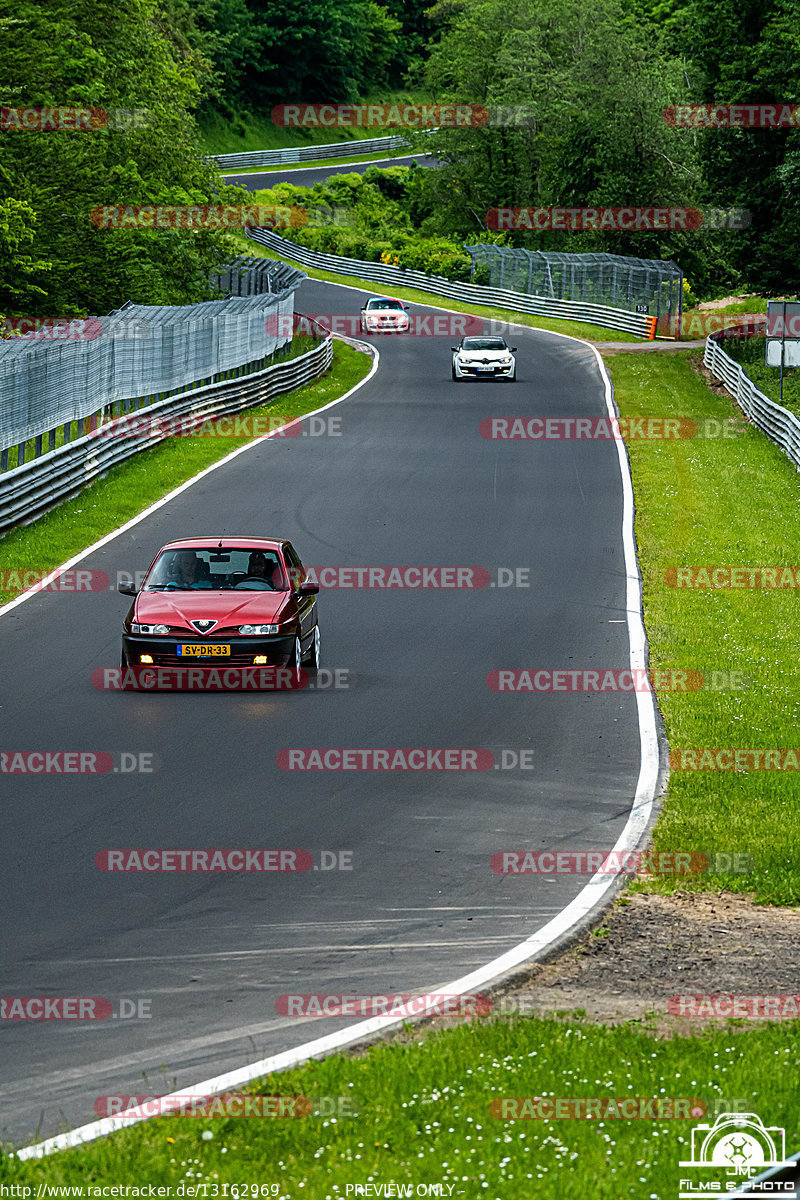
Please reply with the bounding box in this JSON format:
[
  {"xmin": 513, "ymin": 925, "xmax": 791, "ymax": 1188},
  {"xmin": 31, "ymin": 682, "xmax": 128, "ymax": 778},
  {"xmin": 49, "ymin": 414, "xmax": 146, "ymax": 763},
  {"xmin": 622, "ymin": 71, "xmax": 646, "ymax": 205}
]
[
  {"xmin": 477, "ymin": 365, "xmax": 494, "ymax": 373},
  {"xmin": 177, "ymin": 644, "xmax": 230, "ymax": 657}
]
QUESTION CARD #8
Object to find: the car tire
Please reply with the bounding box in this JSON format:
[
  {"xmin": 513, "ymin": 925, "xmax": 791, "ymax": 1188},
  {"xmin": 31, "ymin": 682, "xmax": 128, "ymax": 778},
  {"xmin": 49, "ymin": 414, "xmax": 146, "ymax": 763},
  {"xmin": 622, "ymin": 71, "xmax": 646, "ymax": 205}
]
[
  {"xmin": 301, "ymin": 624, "xmax": 320, "ymax": 670},
  {"xmin": 452, "ymin": 366, "xmax": 460, "ymax": 381},
  {"xmin": 119, "ymin": 648, "xmax": 136, "ymax": 690},
  {"xmin": 288, "ymin": 634, "xmax": 304, "ymax": 687}
]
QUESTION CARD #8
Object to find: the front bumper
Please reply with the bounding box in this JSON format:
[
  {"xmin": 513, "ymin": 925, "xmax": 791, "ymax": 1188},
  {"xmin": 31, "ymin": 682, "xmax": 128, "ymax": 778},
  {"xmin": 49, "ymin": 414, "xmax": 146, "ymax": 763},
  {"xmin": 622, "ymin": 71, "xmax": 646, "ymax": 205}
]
[
  {"xmin": 454, "ymin": 360, "xmax": 515, "ymax": 378},
  {"xmin": 363, "ymin": 320, "xmax": 409, "ymax": 334},
  {"xmin": 122, "ymin": 633, "xmax": 296, "ymax": 668}
]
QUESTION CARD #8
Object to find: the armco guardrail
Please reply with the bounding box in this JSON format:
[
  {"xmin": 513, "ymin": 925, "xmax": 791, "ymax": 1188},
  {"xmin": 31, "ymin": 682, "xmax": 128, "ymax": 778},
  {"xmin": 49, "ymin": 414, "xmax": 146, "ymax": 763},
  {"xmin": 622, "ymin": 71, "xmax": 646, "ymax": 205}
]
[
  {"xmin": 0, "ymin": 331, "xmax": 332, "ymax": 535},
  {"xmin": 704, "ymin": 330, "xmax": 800, "ymax": 469},
  {"xmin": 212, "ymin": 133, "xmax": 420, "ymax": 172},
  {"xmin": 247, "ymin": 228, "xmax": 655, "ymax": 337}
]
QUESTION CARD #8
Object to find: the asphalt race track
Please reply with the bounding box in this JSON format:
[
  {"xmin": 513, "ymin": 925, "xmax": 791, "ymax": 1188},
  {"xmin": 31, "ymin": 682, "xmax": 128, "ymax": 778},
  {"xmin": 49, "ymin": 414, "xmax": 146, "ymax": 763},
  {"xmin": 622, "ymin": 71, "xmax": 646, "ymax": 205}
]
[
  {"xmin": 0, "ymin": 277, "xmax": 649, "ymax": 1146},
  {"xmin": 221, "ymin": 152, "xmax": 436, "ymax": 190}
]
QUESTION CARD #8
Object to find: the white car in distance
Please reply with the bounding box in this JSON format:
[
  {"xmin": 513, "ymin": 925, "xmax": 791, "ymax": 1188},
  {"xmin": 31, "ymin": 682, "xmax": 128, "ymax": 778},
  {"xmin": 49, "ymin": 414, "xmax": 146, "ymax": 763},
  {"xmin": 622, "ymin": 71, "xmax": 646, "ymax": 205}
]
[
  {"xmin": 360, "ymin": 296, "xmax": 411, "ymax": 334},
  {"xmin": 451, "ymin": 336, "xmax": 517, "ymax": 381}
]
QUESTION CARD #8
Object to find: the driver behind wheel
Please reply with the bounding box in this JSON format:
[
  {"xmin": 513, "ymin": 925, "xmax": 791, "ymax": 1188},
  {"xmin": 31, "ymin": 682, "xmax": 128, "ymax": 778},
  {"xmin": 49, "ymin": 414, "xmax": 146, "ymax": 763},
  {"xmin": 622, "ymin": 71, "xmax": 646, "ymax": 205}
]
[
  {"xmin": 171, "ymin": 551, "xmax": 202, "ymax": 588},
  {"xmin": 246, "ymin": 550, "xmax": 282, "ymax": 588}
]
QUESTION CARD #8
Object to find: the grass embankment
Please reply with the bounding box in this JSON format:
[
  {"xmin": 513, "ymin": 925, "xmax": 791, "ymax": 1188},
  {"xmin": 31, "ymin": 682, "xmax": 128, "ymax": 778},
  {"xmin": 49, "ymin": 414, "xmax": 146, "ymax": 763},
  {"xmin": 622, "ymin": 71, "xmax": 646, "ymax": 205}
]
[
  {"xmin": 0, "ymin": 339, "xmax": 370, "ymax": 608},
  {"xmin": 198, "ymin": 93, "xmax": 430, "ymax": 158},
  {"xmin": 2, "ymin": 1019, "xmax": 798, "ymax": 1195},
  {"xmin": 610, "ymin": 350, "xmax": 800, "ymax": 904}
]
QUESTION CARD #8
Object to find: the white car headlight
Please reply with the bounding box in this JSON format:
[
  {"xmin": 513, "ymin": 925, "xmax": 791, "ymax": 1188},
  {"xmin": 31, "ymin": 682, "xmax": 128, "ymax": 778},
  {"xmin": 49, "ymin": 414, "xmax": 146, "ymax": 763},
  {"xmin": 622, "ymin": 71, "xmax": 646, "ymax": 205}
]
[
  {"xmin": 131, "ymin": 623, "xmax": 170, "ymax": 635},
  {"xmin": 239, "ymin": 624, "xmax": 280, "ymax": 635},
  {"xmin": 499, "ymin": 356, "xmax": 512, "ymax": 363}
]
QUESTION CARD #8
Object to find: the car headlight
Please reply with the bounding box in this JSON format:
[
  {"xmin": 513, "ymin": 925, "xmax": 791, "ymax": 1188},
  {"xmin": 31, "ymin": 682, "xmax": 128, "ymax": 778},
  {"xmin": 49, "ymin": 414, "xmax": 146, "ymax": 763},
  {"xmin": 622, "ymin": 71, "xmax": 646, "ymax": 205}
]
[
  {"xmin": 239, "ymin": 624, "xmax": 280, "ymax": 635},
  {"xmin": 499, "ymin": 356, "xmax": 512, "ymax": 364},
  {"xmin": 131, "ymin": 623, "xmax": 170, "ymax": 635}
]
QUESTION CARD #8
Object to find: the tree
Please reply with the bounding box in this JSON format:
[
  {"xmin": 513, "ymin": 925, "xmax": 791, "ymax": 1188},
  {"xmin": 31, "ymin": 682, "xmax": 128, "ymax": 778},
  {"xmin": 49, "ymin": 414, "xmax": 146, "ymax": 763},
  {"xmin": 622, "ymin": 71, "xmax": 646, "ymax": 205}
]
[{"xmin": 0, "ymin": 0, "xmax": 234, "ymax": 315}]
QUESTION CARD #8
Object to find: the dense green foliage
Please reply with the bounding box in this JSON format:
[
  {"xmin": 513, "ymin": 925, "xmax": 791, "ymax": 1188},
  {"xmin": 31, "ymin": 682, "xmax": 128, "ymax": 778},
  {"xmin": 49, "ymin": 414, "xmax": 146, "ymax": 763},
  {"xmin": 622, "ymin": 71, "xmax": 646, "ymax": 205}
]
[
  {"xmin": 416, "ymin": 0, "xmax": 800, "ymax": 296},
  {"xmin": 1, "ymin": 0, "xmax": 797, "ymax": 316},
  {"xmin": 0, "ymin": 0, "xmax": 237, "ymax": 317},
  {"xmin": 249, "ymin": 166, "xmax": 473, "ymax": 278}
]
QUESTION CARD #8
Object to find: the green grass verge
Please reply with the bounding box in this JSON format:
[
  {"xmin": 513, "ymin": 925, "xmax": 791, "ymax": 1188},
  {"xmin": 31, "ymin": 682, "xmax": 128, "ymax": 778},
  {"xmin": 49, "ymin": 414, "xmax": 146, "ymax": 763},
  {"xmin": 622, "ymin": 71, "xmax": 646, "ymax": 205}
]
[
  {"xmin": 235, "ymin": 236, "xmax": 640, "ymax": 344},
  {"xmin": 610, "ymin": 350, "xmax": 800, "ymax": 904},
  {"xmin": 3, "ymin": 1017, "xmax": 799, "ymax": 1194},
  {"xmin": 0, "ymin": 340, "xmax": 370, "ymax": 607}
]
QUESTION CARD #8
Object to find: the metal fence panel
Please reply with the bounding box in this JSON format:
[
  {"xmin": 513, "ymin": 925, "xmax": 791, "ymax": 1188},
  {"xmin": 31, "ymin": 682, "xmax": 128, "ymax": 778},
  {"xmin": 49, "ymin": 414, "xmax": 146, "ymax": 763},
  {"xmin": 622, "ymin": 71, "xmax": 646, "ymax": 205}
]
[
  {"xmin": 467, "ymin": 244, "xmax": 683, "ymax": 320},
  {"xmin": 0, "ymin": 259, "xmax": 306, "ymax": 453},
  {"xmin": 0, "ymin": 333, "xmax": 333, "ymax": 534},
  {"xmin": 247, "ymin": 228, "xmax": 655, "ymax": 337}
]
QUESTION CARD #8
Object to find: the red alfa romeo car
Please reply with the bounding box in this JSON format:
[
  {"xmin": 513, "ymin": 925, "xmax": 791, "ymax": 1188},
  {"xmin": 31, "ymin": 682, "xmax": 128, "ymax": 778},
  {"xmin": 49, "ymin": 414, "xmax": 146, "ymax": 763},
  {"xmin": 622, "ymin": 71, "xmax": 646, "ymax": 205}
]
[{"xmin": 118, "ymin": 537, "xmax": 320, "ymax": 677}]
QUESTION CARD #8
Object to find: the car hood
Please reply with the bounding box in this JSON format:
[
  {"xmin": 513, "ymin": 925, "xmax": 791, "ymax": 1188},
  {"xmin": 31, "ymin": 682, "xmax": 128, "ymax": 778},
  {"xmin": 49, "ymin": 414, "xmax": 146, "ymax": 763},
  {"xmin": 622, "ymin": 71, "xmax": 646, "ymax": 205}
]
[
  {"xmin": 134, "ymin": 590, "xmax": 291, "ymax": 629},
  {"xmin": 367, "ymin": 308, "xmax": 406, "ymax": 318},
  {"xmin": 458, "ymin": 348, "xmax": 510, "ymax": 359}
]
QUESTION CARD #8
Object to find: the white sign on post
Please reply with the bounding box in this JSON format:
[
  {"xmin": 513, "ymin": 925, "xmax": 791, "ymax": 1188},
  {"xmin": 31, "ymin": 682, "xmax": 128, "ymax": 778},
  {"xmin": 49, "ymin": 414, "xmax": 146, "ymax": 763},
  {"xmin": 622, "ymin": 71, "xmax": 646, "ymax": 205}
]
[{"xmin": 766, "ymin": 300, "xmax": 800, "ymax": 366}]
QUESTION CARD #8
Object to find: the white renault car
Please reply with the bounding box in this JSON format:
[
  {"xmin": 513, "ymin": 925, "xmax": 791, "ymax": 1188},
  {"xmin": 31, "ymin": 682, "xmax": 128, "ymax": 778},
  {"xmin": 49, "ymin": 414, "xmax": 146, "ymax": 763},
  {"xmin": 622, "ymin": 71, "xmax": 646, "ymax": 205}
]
[
  {"xmin": 451, "ymin": 335, "xmax": 517, "ymax": 381},
  {"xmin": 360, "ymin": 296, "xmax": 410, "ymax": 334}
]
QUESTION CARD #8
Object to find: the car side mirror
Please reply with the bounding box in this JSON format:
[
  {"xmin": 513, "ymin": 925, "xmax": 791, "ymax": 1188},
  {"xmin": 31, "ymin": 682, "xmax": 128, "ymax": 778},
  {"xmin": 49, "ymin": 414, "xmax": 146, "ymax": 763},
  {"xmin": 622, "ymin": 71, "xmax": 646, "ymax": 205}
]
[
  {"xmin": 450, "ymin": 346, "xmax": 458, "ymax": 352},
  {"xmin": 118, "ymin": 582, "xmax": 137, "ymax": 597},
  {"xmin": 297, "ymin": 581, "xmax": 320, "ymax": 595},
  {"xmin": 511, "ymin": 347, "xmax": 518, "ymax": 352}
]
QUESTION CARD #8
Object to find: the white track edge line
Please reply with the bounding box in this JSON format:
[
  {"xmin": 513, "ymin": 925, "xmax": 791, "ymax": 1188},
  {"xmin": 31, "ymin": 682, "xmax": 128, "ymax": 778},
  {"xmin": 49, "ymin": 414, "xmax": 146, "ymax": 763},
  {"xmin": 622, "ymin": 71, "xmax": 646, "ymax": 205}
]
[
  {"xmin": 0, "ymin": 338, "xmax": 379, "ymax": 622},
  {"xmin": 13, "ymin": 322, "xmax": 660, "ymax": 1161}
]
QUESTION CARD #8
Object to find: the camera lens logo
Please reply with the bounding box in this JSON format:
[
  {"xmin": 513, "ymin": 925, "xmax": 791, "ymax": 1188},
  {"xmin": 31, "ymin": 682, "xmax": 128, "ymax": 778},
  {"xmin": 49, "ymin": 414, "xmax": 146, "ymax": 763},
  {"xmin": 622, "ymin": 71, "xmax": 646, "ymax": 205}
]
[{"xmin": 680, "ymin": 1111, "xmax": 786, "ymax": 1176}]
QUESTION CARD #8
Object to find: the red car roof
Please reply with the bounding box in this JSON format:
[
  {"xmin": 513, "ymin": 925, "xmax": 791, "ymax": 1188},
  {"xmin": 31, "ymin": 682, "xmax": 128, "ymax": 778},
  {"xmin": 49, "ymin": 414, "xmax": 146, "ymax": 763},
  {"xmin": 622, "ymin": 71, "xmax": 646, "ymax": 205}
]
[{"xmin": 159, "ymin": 537, "xmax": 287, "ymax": 552}]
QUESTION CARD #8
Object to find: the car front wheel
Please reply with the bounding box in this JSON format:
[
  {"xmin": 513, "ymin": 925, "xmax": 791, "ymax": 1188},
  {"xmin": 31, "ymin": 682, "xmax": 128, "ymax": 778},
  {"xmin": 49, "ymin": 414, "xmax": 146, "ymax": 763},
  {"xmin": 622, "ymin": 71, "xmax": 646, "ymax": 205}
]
[{"xmin": 302, "ymin": 624, "xmax": 320, "ymax": 670}]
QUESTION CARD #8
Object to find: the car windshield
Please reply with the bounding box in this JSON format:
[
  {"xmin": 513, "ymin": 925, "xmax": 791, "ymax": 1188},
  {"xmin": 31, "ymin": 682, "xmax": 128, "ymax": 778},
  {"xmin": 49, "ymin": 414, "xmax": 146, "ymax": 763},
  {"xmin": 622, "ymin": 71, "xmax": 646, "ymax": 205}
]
[
  {"xmin": 144, "ymin": 548, "xmax": 288, "ymax": 591},
  {"xmin": 367, "ymin": 299, "xmax": 403, "ymax": 310},
  {"xmin": 461, "ymin": 338, "xmax": 507, "ymax": 351}
]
